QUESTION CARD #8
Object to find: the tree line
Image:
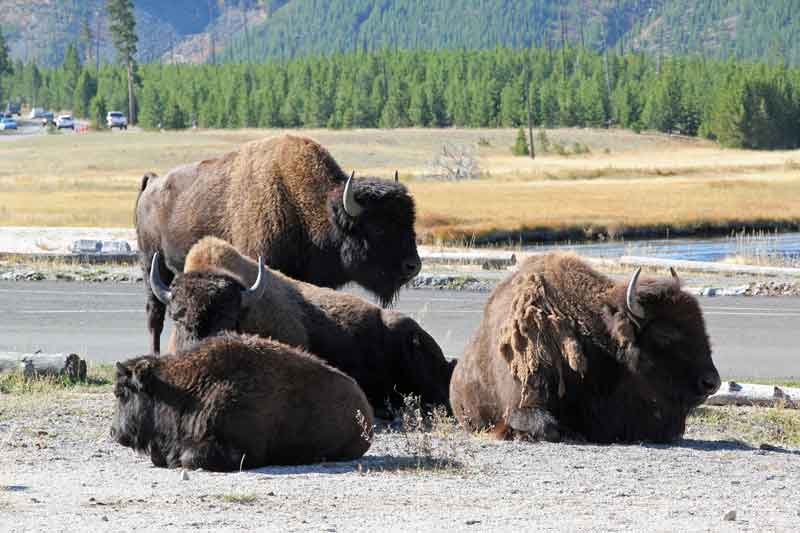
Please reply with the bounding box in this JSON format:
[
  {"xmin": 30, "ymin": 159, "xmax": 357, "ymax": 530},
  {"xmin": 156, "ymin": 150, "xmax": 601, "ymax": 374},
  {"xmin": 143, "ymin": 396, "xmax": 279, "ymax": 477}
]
[{"xmin": 2, "ymin": 44, "xmax": 800, "ymax": 150}]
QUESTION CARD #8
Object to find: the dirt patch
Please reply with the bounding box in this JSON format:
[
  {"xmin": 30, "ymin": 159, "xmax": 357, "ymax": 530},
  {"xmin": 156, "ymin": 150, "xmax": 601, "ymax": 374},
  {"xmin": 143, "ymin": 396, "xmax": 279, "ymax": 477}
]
[{"xmin": 1, "ymin": 390, "xmax": 798, "ymax": 532}]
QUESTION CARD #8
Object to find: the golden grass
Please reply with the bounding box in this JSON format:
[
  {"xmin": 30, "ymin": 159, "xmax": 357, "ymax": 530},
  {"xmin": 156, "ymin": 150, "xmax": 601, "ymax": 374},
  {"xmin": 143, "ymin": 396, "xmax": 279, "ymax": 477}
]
[
  {"xmin": 412, "ymin": 174, "xmax": 800, "ymax": 242},
  {"xmin": 2, "ymin": 128, "xmax": 800, "ymax": 239}
]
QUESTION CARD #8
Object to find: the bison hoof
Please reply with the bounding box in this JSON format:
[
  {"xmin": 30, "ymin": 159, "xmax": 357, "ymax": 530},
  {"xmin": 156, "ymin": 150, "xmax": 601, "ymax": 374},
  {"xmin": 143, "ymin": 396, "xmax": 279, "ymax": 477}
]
[{"xmin": 507, "ymin": 408, "xmax": 562, "ymax": 442}]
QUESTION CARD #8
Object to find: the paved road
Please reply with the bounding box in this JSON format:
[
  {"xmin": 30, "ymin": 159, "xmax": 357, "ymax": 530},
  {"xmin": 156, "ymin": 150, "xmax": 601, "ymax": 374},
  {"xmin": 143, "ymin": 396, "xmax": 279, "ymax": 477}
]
[{"xmin": 1, "ymin": 281, "xmax": 798, "ymax": 379}]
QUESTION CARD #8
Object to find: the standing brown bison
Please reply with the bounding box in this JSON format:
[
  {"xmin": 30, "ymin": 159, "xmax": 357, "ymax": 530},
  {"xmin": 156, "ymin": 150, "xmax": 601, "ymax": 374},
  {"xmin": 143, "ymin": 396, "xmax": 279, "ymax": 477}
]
[
  {"xmin": 149, "ymin": 237, "xmax": 455, "ymax": 413},
  {"xmin": 135, "ymin": 135, "xmax": 420, "ymax": 354},
  {"xmin": 110, "ymin": 333, "xmax": 373, "ymax": 471},
  {"xmin": 450, "ymin": 253, "xmax": 721, "ymax": 444}
]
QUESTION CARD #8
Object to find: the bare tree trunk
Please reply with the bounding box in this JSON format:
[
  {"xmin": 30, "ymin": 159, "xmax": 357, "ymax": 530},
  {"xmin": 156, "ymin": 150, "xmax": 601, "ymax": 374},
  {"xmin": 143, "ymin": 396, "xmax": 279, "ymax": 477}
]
[
  {"xmin": 208, "ymin": 0, "xmax": 216, "ymax": 65},
  {"xmin": 95, "ymin": 6, "xmax": 102, "ymax": 72},
  {"xmin": 527, "ymin": 87, "xmax": 535, "ymax": 160},
  {"xmin": 243, "ymin": 1, "xmax": 251, "ymax": 63},
  {"xmin": 127, "ymin": 61, "xmax": 135, "ymax": 124}
]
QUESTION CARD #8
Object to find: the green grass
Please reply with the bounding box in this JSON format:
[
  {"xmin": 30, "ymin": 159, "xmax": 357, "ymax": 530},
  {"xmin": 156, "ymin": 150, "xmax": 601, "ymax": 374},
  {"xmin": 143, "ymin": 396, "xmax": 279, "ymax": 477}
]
[
  {"xmin": 219, "ymin": 494, "xmax": 258, "ymax": 505},
  {"xmin": 725, "ymin": 378, "xmax": 800, "ymax": 388},
  {"xmin": 0, "ymin": 363, "xmax": 115, "ymax": 395},
  {"xmin": 689, "ymin": 405, "xmax": 800, "ymax": 448}
]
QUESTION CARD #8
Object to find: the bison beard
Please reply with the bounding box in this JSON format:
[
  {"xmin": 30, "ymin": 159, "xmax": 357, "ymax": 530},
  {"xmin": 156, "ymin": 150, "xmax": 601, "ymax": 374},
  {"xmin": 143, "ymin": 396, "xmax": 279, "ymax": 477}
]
[
  {"xmin": 135, "ymin": 135, "xmax": 420, "ymax": 354},
  {"xmin": 450, "ymin": 253, "xmax": 721, "ymax": 444},
  {"xmin": 110, "ymin": 333, "xmax": 374, "ymax": 471}
]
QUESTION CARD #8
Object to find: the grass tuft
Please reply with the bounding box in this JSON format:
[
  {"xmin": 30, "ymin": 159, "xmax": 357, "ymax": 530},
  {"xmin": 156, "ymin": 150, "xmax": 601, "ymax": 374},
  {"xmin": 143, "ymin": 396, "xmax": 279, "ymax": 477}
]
[
  {"xmin": 0, "ymin": 364, "xmax": 115, "ymax": 395},
  {"xmin": 689, "ymin": 405, "xmax": 800, "ymax": 448}
]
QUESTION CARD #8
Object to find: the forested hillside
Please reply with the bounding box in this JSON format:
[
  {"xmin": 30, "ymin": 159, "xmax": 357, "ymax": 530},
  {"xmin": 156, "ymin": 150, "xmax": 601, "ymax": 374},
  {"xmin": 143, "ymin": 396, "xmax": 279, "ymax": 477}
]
[
  {"xmin": 1, "ymin": 1, "xmax": 799, "ymax": 66},
  {"xmin": 5, "ymin": 46, "xmax": 799, "ymax": 150}
]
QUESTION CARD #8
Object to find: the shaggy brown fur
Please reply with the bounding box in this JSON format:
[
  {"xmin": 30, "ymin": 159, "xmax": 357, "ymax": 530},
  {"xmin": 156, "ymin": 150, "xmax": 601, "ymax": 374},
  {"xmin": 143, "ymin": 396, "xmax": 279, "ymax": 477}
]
[
  {"xmin": 450, "ymin": 253, "xmax": 721, "ymax": 444},
  {"xmin": 161, "ymin": 237, "xmax": 454, "ymax": 413},
  {"xmin": 136, "ymin": 134, "xmax": 420, "ymax": 354},
  {"xmin": 110, "ymin": 333, "xmax": 374, "ymax": 471}
]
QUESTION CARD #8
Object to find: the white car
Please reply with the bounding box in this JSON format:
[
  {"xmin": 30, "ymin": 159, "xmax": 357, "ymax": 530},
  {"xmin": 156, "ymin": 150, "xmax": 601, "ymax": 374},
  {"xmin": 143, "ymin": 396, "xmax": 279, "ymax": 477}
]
[
  {"xmin": 56, "ymin": 115, "xmax": 75, "ymax": 130},
  {"xmin": 106, "ymin": 111, "xmax": 128, "ymax": 130}
]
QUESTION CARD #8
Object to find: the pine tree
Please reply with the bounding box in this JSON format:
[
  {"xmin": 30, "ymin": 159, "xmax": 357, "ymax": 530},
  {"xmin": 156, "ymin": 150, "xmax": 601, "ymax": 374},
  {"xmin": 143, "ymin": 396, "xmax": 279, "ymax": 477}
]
[
  {"xmin": 408, "ymin": 82, "xmax": 430, "ymax": 126},
  {"xmin": 89, "ymin": 94, "xmax": 107, "ymax": 129},
  {"xmin": 138, "ymin": 83, "xmax": 163, "ymax": 129},
  {"xmin": 0, "ymin": 28, "xmax": 11, "ymax": 76},
  {"xmin": 106, "ymin": 0, "xmax": 138, "ymax": 124},
  {"xmin": 73, "ymin": 69, "xmax": 97, "ymax": 118}
]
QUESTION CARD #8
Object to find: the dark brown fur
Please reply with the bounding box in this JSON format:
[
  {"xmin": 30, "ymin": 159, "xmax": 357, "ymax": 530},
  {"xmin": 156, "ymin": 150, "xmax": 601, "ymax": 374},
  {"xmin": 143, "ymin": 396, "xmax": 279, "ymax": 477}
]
[
  {"xmin": 110, "ymin": 333, "xmax": 373, "ymax": 471},
  {"xmin": 136, "ymin": 135, "xmax": 420, "ymax": 353},
  {"xmin": 450, "ymin": 253, "xmax": 720, "ymax": 444},
  {"xmin": 162, "ymin": 237, "xmax": 454, "ymax": 413}
]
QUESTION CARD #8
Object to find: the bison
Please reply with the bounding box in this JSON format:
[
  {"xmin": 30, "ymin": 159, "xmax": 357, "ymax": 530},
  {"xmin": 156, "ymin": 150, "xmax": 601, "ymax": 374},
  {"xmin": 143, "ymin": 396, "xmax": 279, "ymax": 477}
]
[
  {"xmin": 150, "ymin": 237, "xmax": 454, "ymax": 413},
  {"xmin": 110, "ymin": 333, "xmax": 374, "ymax": 471},
  {"xmin": 449, "ymin": 253, "xmax": 721, "ymax": 443},
  {"xmin": 135, "ymin": 135, "xmax": 420, "ymax": 354}
]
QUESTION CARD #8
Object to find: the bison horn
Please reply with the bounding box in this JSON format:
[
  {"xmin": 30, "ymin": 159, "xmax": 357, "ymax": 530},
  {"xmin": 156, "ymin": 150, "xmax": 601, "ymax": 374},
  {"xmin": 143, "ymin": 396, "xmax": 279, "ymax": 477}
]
[
  {"xmin": 625, "ymin": 267, "xmax": 646, "ymax": 321},
  {"xmin": 241, "ymin": 256, "xmax": 266, "ymax": 309},
  {"xmin": 670, "ymin": 267, "xmax": 680, "ymax": 284},
  {"xmin": 342, "ymin": 171, "xmax": 364, "ymax": 218},
  {"xmin": 149, "ymin": 252, "xmax": 172, "ymax": 305}
]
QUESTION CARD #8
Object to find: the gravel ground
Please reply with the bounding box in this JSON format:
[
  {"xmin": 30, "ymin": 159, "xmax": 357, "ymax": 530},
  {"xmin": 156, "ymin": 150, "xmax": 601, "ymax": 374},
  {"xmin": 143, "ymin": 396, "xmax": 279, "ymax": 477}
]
[{"xmin": 1, "ymin": 392, "xmax": 798, "ymax": 532}]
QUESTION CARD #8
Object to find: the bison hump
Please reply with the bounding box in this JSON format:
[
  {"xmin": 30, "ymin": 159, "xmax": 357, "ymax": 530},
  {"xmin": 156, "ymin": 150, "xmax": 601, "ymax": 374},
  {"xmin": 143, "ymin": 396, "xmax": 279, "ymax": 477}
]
[{"xmin": 498, "ymin": 272, "xmax": 586, "ymax": 404}]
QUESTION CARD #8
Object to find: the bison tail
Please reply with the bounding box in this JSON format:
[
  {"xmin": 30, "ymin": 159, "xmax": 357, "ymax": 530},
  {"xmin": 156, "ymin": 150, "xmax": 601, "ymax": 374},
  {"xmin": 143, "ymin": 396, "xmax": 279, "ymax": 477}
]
[{"xmin": 134, "ymin": 172, "xmax": 158, "ymax": 227}]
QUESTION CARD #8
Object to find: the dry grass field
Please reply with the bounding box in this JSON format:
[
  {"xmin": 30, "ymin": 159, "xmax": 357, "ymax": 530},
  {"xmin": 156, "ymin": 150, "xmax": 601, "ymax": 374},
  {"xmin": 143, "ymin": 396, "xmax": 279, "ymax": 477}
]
[{"xmin": 2, "ymin": 127, "xmax": 799, "ymax": 242}]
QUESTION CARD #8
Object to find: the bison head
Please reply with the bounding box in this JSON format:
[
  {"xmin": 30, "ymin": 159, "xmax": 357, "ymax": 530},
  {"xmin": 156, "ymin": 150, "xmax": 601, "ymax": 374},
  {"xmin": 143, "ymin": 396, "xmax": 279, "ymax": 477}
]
[
  {"xmin": 149, "ymin": 253, "xmax": 265, "ymax": 349},
  {"xmin": 382, "ymin": 311, "xmax": 456, "ymax": 410},
  {"xmin": 604, "ymin": 268, "xmax": 721, "ymax": 412},
  {"xmin": 111, "ymin": 358, "xmax": 158, "ymax": 456},
  {"xmin": 331, "ymin": 172, "xmax": 421, "ymax": 306}
]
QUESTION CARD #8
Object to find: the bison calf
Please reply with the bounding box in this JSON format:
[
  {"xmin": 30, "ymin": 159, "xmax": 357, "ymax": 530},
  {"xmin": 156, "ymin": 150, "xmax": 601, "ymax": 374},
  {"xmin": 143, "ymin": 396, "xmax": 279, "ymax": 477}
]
[
  {"xmin": 111, "ymin": 333, "xmax": 373, "ymax": 470},
  {"xmin": 450, "ymin": 253, "xmax": 721, "ymax": 444},
  {"xmin": 150, "ymin": 237, "xmax": 455, "ymax": 413}
]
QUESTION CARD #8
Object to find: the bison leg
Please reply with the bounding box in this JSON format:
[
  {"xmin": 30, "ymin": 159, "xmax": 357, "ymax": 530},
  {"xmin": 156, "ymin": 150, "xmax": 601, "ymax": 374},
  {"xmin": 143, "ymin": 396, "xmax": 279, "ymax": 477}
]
[
  {"xmin": 144, "ymin": 253, "xmax": 173, "ymax": 355},
  {"xmin": 506, "ymin": 407, "xmax": 562, "ymax": 442},
  {"xmin": 179, "ymin": 439, "xmax": 243, "ymax": 472}
]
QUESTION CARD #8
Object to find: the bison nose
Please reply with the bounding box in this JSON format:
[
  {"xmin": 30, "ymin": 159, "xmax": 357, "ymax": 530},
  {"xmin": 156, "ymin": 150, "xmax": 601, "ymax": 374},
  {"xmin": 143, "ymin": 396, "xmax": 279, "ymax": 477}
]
[
  {"xmin": 402, "ymin": 257, "xmax": 421, "ymax": 279},
  {"xmin": 698, "ymin": 371, "xmax": 721, "ymax": 396}
]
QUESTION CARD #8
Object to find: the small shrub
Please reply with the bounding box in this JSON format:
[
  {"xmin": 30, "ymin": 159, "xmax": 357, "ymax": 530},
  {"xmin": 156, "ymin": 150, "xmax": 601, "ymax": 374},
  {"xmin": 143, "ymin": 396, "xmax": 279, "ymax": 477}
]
[
  {"xmin": 511, "ymin": 127, "xmax": 530, "ymax": 156},
  {"xmin": 551, "ymin": 142, "xmax": 568, "ymax": 156},
  {"xmin": 536, "ymin": 130, "xmax": 551, "ymax": 153},
  {"xmin": 390, "ymin": 394, "xmax": 470, "ymax": 471},
  {"xmin": 572, "ymin": 142, "xmax": 590, "ymax": 155}
]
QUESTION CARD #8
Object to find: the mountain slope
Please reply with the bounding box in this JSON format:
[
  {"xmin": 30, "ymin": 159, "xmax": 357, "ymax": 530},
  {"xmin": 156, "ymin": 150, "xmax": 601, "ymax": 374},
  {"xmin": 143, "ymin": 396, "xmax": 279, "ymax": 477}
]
[{"xmin": 1, "ymin": 0, "xmax": 799, "ymax": 66}]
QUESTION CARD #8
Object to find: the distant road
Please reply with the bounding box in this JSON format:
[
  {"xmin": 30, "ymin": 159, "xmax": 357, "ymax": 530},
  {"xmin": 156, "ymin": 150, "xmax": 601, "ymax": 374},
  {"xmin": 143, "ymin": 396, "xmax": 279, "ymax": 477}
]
[{"xmin": 1, "ymin": 281, "xmax": 798, "ymax": 379}]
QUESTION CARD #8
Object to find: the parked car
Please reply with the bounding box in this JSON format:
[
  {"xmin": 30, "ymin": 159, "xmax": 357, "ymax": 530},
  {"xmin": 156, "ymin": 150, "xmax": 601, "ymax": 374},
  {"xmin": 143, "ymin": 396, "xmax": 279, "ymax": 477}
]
[
  {"xmin": 0, "ymin": 117, "xmax": 18, "ymax": 130},
  {"xmin": 56, "ymin": 115, "xmax": 75, "ymax": 130},
  {"xmin": 106, "ymin": 111, "xmax": 128, "ymax": 130},
  {"xmin": 41, "ymin": 112, "xmax": 55, "ymax": 127},
  {"xmin": 28, "ymin": 107, "xmax": 46, "ymax": 119}
]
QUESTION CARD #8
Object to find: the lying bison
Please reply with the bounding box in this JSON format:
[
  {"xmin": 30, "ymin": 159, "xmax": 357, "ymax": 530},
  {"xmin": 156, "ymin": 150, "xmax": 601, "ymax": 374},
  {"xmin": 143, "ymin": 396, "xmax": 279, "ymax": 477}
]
[
  {"xmin": 111, "ymin": 333, "xmax": 373, "ymax": 471},
  {"xmin": 135, "ymin": 135, "xmax": 420, "ymax": 354},
  {"xmin": 450, "ymin": 253, "xmax": 721, "ymax": 443},
  {"xmin": 150, "ymin": 237, "xmax": 454, "ymax": 413}
]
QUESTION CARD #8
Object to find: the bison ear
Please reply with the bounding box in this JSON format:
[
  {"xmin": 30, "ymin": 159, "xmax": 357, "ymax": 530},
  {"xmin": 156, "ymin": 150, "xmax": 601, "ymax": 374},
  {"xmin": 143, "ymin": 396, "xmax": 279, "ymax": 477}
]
[
  {"xmin": 601, "ymin": 306, "xmax": 640, "ymax": 371},
  {"xmin": 115, "ymin": 362, "xmax": 129, "ymax": 376},
  {"xmin": 131, "ymin": 360, "xmax": 155, "ymax": 392}
]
